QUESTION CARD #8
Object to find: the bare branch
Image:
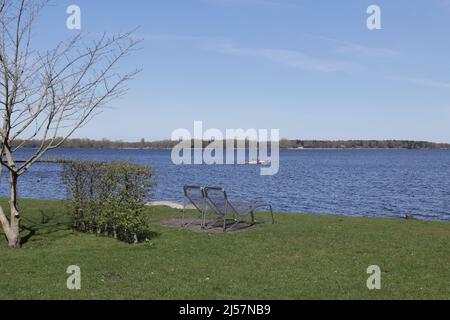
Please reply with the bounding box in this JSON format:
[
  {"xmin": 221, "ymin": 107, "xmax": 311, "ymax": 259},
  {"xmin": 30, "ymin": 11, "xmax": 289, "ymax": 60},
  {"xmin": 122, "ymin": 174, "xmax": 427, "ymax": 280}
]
[{"xmin": 0, "ymin": 1, "xmax": 141, "ymax": 177}]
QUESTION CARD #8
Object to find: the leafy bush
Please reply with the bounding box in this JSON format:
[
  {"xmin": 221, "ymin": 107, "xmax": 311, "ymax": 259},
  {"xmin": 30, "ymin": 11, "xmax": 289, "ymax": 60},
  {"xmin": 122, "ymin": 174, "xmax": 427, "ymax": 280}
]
[{"xmin": 61, "ymin": 160, "xmax": 156, "ymax": 243}]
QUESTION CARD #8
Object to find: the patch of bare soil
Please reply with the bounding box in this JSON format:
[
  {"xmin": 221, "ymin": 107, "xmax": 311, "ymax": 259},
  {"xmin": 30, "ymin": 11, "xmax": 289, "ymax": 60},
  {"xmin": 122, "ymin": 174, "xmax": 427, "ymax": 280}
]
[{"xmin": 156, "ymin": 219, "xmax": 257, "ymax": 233}]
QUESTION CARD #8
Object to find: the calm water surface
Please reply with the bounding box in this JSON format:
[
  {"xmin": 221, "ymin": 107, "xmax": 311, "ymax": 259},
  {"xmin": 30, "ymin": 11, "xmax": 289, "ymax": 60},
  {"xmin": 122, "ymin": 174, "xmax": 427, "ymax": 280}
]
[{"xmin": 1, "ymin": 149, "xmax": 450, "ymax": 222}]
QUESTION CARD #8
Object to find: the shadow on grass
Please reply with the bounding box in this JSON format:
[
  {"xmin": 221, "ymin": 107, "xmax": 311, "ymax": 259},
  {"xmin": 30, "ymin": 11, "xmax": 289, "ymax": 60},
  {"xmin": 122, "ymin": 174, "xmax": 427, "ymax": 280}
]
[
  {"xmin": 20, "ymin": 214, "xmax": 161, "ymax": 245},
  {"xmin": 20, "ymin": 212, "xmax": 72, "ymax": 245},
  {"xmin": 0, "ymin": 203, "xmax": 163, "ymax": 246}
]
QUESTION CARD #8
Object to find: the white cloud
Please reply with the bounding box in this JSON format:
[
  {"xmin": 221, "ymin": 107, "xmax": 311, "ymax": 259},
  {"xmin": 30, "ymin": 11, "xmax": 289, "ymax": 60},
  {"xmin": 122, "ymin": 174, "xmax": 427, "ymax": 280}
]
[
  {"xmin": 390, "ymin": 76, "xmax": 450, "ymax": 90},
  {"xmin": 212, "ymin": 42, "xmax": 362, "ymax": 73},
  {"xmin": 203, "ymin": 0, "xmax": 302, "ymax": 8},
  {"xmin": 336, "ymin": 43, "xmax": 398, "ymax": 59},
  {"xmin": 304, "ymin": 34, "xmax": 398, "ymax": 59},
  {"xmin": 438, "ymin": 0, "xmax": 450, "ymax": 7},
  {"xmin": 143, "ymin": 33, "xmax": 361, "ymax": 73}
]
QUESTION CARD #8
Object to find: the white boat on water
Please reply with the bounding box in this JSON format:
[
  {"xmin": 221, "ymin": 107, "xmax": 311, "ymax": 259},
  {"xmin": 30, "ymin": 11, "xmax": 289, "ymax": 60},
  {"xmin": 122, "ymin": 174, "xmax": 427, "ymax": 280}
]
[{"xmin": 246, "ymin": 159, "xmax": 271, "ymax": 165}]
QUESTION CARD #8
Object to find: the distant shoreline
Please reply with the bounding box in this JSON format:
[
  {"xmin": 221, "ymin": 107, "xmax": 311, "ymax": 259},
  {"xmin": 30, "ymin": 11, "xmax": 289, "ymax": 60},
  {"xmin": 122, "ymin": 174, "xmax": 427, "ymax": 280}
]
[
  {"xmin": 14, "ymin": 147, "xmax": 450, "ymax": 152},
  {"xmin": 14, "ymin": 146, "xmax": 450, "ymax": 152},
  {"xmin": 11, "ymin": 138, "xmax": 450, "ymax": 150}
]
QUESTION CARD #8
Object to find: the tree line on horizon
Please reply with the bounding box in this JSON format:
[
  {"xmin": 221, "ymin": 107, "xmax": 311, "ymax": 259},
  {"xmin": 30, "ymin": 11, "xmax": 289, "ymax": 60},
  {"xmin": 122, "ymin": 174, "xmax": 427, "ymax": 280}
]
[{"xmin": 10, "ymin": 138, "xmax": 450, "ymax": 150}]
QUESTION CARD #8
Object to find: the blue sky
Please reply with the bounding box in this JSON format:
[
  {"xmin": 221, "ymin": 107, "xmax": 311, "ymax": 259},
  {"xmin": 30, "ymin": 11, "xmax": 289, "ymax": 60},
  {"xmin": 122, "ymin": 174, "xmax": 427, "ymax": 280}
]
[{"xmin": 35, "ymin": 0, "xmax": 450, "ymax": 142}]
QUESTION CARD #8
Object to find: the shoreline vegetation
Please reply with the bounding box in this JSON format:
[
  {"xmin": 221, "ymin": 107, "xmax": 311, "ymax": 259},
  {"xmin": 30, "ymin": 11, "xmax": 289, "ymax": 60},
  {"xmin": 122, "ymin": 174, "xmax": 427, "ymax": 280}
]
[
  {"xmin": 1, "ymin": 199, "xmax": 449, "ymax": 299},
  {"xmin": 11, "ymin": 138, "xmax": 450, "ymax": 150}
]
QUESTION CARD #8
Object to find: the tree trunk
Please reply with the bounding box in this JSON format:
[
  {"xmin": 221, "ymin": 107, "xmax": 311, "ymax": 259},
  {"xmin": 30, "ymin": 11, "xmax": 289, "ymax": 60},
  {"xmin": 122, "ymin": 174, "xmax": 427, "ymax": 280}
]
[
  {"xmin": 0, "ymin": 205, "xmax": 13, "ymax": 243},
  {"xmin": 8, "ymin": 172, "xmax": 21, "ymax": 248}
]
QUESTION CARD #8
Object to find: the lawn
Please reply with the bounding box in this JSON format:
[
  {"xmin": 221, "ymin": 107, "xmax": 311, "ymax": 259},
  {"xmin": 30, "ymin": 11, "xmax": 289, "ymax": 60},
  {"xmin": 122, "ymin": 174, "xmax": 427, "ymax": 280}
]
[{"xmin": 0, "ymin": 199, "xmax": 449, "ymax": 300}]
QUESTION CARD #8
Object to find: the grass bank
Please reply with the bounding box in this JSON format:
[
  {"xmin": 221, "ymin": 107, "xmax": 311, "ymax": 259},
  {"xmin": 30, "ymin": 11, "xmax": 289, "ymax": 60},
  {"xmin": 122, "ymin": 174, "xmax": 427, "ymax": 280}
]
[{"xmin": 0, "ymin": 199, "xmax": 449, "ymax": 300}]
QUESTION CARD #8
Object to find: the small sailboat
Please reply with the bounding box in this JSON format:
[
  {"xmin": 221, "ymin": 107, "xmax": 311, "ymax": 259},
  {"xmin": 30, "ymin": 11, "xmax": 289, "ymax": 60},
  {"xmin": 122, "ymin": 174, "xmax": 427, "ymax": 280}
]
[{"xmin": 246, "ymin": 158, "xmax": 271, "ymax": 165}]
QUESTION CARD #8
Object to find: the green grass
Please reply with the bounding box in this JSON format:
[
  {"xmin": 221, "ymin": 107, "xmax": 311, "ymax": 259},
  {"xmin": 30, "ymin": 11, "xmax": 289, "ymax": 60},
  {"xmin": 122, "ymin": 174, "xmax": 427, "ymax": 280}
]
[{"xmin": 0, "ymin": 199, "xmax": 449, "ymax": 300}]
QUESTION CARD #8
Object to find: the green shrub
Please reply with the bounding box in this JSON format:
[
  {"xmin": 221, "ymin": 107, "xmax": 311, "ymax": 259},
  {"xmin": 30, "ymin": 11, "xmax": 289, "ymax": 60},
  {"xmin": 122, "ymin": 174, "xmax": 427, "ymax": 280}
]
[{"xmin": 61, "ymin": 160, "xmax": 156, "ymax": 243}]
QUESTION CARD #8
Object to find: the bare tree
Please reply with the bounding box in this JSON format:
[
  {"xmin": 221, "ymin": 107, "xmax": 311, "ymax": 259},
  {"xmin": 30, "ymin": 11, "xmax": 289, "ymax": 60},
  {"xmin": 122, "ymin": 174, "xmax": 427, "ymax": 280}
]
[{"xmin": 0, "ymin": 0, "xmax": 140, "ymax": 248}]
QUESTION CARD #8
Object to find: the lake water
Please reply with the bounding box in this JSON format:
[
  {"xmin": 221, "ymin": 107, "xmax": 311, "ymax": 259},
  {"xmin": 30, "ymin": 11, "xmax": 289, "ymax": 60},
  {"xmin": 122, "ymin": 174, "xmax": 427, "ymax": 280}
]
[{"xmin": 1, "ymin": 149, "xmax": 450, "ymax": 222}]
